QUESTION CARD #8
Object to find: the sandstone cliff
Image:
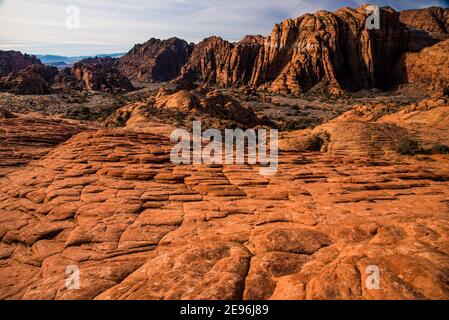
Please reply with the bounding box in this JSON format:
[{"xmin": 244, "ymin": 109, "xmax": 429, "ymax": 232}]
[
  {"xmin": 400, "ymin": 7, "xmax": 449, "ymax": 39},
  {"xmin": 179, "ymin": 6, "xmax": 438, "ymax": 94},
  {"xmin": 0, "ymin": 64, "xmax": 58, "ymax": 95},
  {"xmin": 54, "ymin": 62, "xmax": 135, "ymax": 93},
  {"xmin": 116, "ymin": 37, "xmax": 194, "ymax": 82},
  {"xmin": 394, "ymin": 39, "xmax": 449, "ymax": 95},
  {"xmin": 0, "ymin": 50, "xmax": 40, "ymax": 78}
]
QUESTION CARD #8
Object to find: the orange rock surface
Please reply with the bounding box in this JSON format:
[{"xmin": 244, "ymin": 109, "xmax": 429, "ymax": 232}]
[{"xmin": 0, "ymin": 119, "xmax": 448, "ymax": 300}]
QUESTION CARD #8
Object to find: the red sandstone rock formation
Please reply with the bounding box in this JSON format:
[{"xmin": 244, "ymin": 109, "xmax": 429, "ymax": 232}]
[
  {"xmin": 0, "ymin": 119, "xmax": 448, "ymax": 299},
  {"xmin": 54, "ymin": 62, "xmax": 135, "ymax": 93},
  {"xmin": 394, "ymin": 39, "xmax": 449, "ymax": 95},
  {"xmin": 279, "ymin": 96, "xmax": 449, "ymax": 156},
  {"xmin": 400, "ymin": 7, "xmax": 449, "ymax": 39},
  {"xmin": 0, "ymin": 50, "xmax": 40, "ymax": 78},
  {"xmin": 79, "ymin": 57, "xmax": 118, "ymax": 68},
  {"xmin": 116, "ymin": 37, "xmax": 194, "ymax": 82},
  {"xmin": 179, "ymin": 6, "xmax": 438, "ymax": 94},
  {"xmin": 104, "ymin": 86, "xmax": 263, "ymax": 129},
  {"xmin": 1, "ymin": 6, "xmax": 449, "ymax": 301},
  {"xmin": 0, "ymin": 72, "xmax": 49, "ymax": 95},
  {"xmin": 0, "ymin": 117, "xmax": 89, "ymax": 177},
  {"xmin": 0, "ymin": 64, "xmax": 59, "ymax": 95}
]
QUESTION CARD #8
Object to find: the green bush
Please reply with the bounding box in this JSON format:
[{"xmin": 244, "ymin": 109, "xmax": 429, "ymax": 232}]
[
  {"xmin": 114, "ymin": 111, "xmax": 131, "ymax": 127},
  {"xmin": 174, "ymin": 111, "xmax": 187, "ymax": 126},
  {"xmin": 396, "ymin": 138, "xmax": 420, "ymax": 155},
  {"xmin": 281, "ymin": 117, "xmax": 318, "ymax": 131},
  {"xmin": 114, "ymin": 116, "xmax": 126, "ymax": 127},
  {"xmin": 429, "ymin": 144, "xmax": 449, "ymax": 154},
  {"xmin": 306, "ymin": 135, "xmax": 325, "ymax": 151}
]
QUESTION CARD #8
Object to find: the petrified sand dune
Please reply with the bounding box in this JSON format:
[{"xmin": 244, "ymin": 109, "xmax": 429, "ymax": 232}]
[
  {"xmin": 104, "ymin": 86, "xmax": 263, "ymax": 129},
  {"xmin": 0, "ymin": 120, "xmax": 448, "ymax": 299},
  {"xmin": 378, "ymin": 97, "xmax": 449, "ymax": 148},
  {"xmin": 280, "ymin": 96, "xmax": 449, "ymax": 156},
  {"xmin": 0, "ymin": 117, "xmax": 89, "ymax": 177}
]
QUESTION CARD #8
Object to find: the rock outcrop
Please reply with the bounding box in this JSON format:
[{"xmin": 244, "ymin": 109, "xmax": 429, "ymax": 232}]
[
  {"xmin": 394, "ymin": 39, "xmax": 449, "ymax": 95},
  {"xmin": 116, "ymin": 37, "xmax": 194, "ymax": 82},
  {"xmin": 55, "ymin": 62, "xmax": 135, "ymax": 93},
  {"xmin": 0, "ymin": 50, "xmax": 40, "ymax": 78},
  {"xmin": 25, "ymin": 64, "xmax": 59, "ymax": 84},
  {"xmin": 79, "ymin": 57, "xmax": 118, "ymax": 68},
  {"xmin": 378, "ymin": 96, "xmax": 449, "ymax": 148},
  {"xmin": 154, "ymin": 86, "xmax": 262, "ymax": 127},
  {"xmin": 0, "ymin": 64, "xmax": 58, "ymax": 95},
  {"xmin": 104, "ymin": 86, "xmax": 263, "ymax": 129},
  {"xmin": 0, "ymin": 72, "xmax": 49, "ymax": 95},
  {"xmin": 279, "ymin": 120, "xmax": 409, "ymax": 157},
  {"xmin": 0, "ymin": 117, "xmax": 89, "ymax": 177},
  {"xmin": 179, "ymin": 6, "xmax": 438, "ymax": 94},
  {"xmin": 180, "ymin": 36, "xmax": 264, "ymax": 87},
  {"xmin": 279, "ymin": 96, "xmax": 449, "ymax": 156},
  {"xmin": 0, "ymin": 122, "xmax": 448, "ymax": 300},
  {"xmin": 400, "ymin": 7, "xmax": 449, "ymax": 39}
]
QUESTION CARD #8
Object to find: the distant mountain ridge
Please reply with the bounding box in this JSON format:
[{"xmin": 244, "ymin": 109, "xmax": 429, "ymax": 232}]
[{"xmin": 36, "ymin": 53, "xmax": 126, "ymax": 68}]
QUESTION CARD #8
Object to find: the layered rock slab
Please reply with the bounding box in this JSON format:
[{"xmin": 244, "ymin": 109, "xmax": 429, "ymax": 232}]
[
  {"xmin": 0, "ymin": 125, "xmax": 448, "ymax": 300},
  {"xmin": 0, "ymin": 117, "xmax": 90, "ymax": 177}
]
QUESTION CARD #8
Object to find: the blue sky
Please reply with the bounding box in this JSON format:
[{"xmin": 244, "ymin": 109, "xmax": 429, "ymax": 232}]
[{"xmin": 0, "ymin": 0, "xmax": 447, "ymax": 56}]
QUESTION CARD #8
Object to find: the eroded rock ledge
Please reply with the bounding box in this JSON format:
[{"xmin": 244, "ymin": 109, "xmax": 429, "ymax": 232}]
[{"xmin": 0, "ymin": 125, "xmax": 448, "ymax": 300}]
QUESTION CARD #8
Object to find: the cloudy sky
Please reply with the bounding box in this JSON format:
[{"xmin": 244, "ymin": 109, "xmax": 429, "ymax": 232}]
[{"xmin": 0, "ymin": 0, "xmax": 448, "ymax": 56}]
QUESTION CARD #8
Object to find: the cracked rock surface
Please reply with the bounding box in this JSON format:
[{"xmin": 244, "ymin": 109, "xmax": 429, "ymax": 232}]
[{"xmin": 0, "ymin": 118, "xmax": 448, "ymax": 300}]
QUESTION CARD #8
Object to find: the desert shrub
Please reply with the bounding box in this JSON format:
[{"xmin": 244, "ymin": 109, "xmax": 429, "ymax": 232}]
[
  {"xmin": 174, "ymin": 111, "xmax": 187, "ymax": 126},
  {"xmin": 281, "ymin": 117, "xmax": 318, "ymax": 131},
  {"xmin": 113, "ymin": 111, "xmax": 131, "ymax": 127},
  {"xmin": 143, "ymin": 103, "xmax": 157, "ymax": 116},
  {"xmin": 66, "ymin": 106, "xmax": 91, "ymax": 120},
  {"xmin": 396, "ymin": 138, "xmax": 420, "ymax": 155},
  {"xmin": 114, "ymin": 116, "xmax": 126, "ymax": 127},
  {"xmin": 429, "ymin": 144, "xmax": 449, "ymax": 154},
  {"xmin": 306, "ymin": 135, "xmax": 325, "ymax": 151}
]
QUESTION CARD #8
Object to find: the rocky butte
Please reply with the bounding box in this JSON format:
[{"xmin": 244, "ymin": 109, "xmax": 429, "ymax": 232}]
[
  {"xmin": 178, "ymin": 6, "xmax": 438, "ymax": 94},
  {"xmin": 115, "ymin": 37, "xmax": 194, "ymax": 82}
]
